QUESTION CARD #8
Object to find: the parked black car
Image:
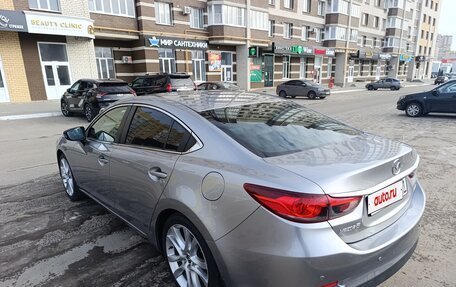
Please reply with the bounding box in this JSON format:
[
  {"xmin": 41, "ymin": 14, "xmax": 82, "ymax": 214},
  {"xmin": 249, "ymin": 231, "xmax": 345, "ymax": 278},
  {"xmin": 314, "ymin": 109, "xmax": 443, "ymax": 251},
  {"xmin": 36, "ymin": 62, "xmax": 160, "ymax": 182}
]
[
  {"xmin": 130, "ymin": 73, "xmax": 195, "ymax": 95},
  {"xmin": 61, "ymin": 79, "xmax": 136, "ymax": 121},
  {"xmin": 197, "ymin": 82, "xmax": 240, "ymax": 91},
  {"xmin": 397, "ymin": 80, "xmax": 456, "ymax": 117},
  {"xmin": 434, "ymin": 75, "xmax": 448, "ymax": 85},
  {"xmin": 276, "ymin": 80, "xmax": 330, "ymax": 99},
  {"xmin": 366, "ymin": 78, "xmax": 402, "ymax": 90}
]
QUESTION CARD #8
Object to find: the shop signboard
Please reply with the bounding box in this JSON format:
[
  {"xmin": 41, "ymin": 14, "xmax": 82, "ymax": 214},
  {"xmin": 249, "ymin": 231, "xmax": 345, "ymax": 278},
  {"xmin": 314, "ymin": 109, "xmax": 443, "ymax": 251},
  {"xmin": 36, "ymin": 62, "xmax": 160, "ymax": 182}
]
[
  {"xmin": 326, "ymin": 49, "xmax": 335, "ymax": 56},
  {"xmin": 146, "ymin": 36, "xmax": 208, "ymax": 49},
  {"xmin": 314, "ymin": 49, "xmax": 326, "ymax": 55},
  {"xmin": 399, "ymin": 54, "xmax": 413, "ymax": 62},
  {"xmin": 415, "ymin": 55, "xmax": 426, "ymax": 62},
  {"xmin": 379, "ymin": 53, "xmax": 392, "ymax": 60},
  {"xmin": 208, "ymin": 52, "xmax": 222, "ymax": 71},
  {"xmin": 0, "ymin": 10, "xmax": 27, "ymax": 32},
  {"xmin": 24, "ymin": 11, "xmax": 94, "ymax": 38},
  {"xmin": 274, "ymin": 44, "xmax": 313, "ymax": 55},
  {"xmin": 250, "ymin": 59, "xmax": 262, "ymax": 83}
]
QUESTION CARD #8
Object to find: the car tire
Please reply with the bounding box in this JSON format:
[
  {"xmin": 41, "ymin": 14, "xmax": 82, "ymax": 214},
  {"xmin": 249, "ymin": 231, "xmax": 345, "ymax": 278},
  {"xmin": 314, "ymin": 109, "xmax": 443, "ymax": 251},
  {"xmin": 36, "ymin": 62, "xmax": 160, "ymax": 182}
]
[
  {"xmin": 84, "ymin": 103, "xmax": 99, "ymax": 122},
  {"xmin": 390, "ymin": 86, "xmax": 397, "ymax": 91},
  {"xmin": 58, "ymin": 154, "xmax": 83, "ymax": 201},
  {"xmin": 367, "ymin": 85, "xmax": 374, "ymax": 90},
  {"xmin": 291, "ymin": 96, "xmax": 296, "ymax": 98},
  {"xmin": 307, "ymin": 91, "xmax": 317, "ymax": 100},
  {"xmin": 318, "ymin": 97, "xmax": 326, "ymax": 100},
  {"xmin": 61, "ymin": 100, "xmax": 72, "ymax": 117},
  {"xmin": 279, "ymin": 91, "xmax": 287, "ymax": 98},
  {"xmin": 405, "ymin": 102, "xmax": 423, "ymax": 117},
  {"xmin": 162, "ymin": 214, "xmax": 222, "ymax": 287}
]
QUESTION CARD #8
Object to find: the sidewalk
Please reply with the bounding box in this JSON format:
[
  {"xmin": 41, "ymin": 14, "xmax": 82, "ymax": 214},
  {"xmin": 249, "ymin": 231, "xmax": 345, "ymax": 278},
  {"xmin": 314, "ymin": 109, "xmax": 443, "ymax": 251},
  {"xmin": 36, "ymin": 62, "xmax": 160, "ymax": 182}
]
[{"xmin": 0, "ymin": 100, "xmax": 61, "ymax": 120}]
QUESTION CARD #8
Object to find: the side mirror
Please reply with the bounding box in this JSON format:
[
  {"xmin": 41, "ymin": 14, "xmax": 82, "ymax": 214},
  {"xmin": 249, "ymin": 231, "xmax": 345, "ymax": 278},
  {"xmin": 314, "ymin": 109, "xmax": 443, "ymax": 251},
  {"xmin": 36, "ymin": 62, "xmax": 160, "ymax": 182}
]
[
  {"xmin": 432, "ymin": 90, "xmax": 439, "ymax": 96},
  {"xmin": 128, "ymin": 83, "xmax": 132, "ymax": 87},
  {"xmin": 66, "ymin": 88, "xmax": 71, "ymax": 93},
  {"xmin": 301, "ymin": 83, "xmax": 307, "ymax": 87},
  {"xmin": 63, "ymin": 126, "xmax": 86, "ymax": 141}
]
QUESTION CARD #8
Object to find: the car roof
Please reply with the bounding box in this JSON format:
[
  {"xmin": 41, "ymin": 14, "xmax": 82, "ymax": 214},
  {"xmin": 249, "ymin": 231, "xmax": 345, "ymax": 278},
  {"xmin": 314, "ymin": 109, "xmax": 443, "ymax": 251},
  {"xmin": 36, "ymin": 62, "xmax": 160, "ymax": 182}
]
[
  {"xmin": 138, "ymin": 73, "xmax": 190, "ymax": 78},
  {"xmin": 79, "ymin": 78, "xmax": 126, "ymax": 84},
  {"xmin": 115, "ymin": 91, "xmax": 283, "ymax": 112}
]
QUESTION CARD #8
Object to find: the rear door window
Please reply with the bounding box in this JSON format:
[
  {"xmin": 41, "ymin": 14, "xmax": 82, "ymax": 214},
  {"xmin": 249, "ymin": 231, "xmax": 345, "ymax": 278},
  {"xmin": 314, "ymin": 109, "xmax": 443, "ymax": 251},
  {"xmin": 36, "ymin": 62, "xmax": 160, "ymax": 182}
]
[
  {"xmin": 165, "ymin": 121, "xmax": 193, "ymax": 152},
  {"xmin": 132, "ymin": 78, "xmax": 144, "ymax": 88},
  {"xmin": 199, "ymin": 101, "xmax": 361, "ymax": 158}
]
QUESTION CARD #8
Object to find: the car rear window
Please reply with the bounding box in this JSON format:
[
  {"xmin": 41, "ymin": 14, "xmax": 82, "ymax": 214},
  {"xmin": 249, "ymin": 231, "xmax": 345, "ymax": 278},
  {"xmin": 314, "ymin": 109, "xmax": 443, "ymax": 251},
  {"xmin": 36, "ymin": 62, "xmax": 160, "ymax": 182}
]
[
  {"xmin": 98, "ymin": 82, "xmax": 131, "ymax": 93},
  {"xmin": 170, "ymin": 76, "xmax": 194, "ymax": 88},
  {"xmin": 199, "ymin": 101, "xmax": 362, "ymax": 158}
]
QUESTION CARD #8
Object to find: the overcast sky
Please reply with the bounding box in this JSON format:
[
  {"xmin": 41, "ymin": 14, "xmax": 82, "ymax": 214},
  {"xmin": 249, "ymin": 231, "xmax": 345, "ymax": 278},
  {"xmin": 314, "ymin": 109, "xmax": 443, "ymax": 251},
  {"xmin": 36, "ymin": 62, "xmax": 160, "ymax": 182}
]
[{"xmin": 438, "ymin": 0, "xmax": 456, "ymax": 50}]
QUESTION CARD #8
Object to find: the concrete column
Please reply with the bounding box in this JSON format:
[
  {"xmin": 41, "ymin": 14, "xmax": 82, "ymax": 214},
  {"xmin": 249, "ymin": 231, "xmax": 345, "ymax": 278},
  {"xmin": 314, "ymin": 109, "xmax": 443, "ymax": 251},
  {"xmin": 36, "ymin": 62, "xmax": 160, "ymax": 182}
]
[
  {"xmin": 388, "ymin": 56, "xmax": 399, "ymax": 78},
  {"xmin": 334, "ymin": 52, "xmax": 346, "ymax": 86},
  {"xmin": 236, "ymin": 45, "xmax": 249, "ymax": 90}
]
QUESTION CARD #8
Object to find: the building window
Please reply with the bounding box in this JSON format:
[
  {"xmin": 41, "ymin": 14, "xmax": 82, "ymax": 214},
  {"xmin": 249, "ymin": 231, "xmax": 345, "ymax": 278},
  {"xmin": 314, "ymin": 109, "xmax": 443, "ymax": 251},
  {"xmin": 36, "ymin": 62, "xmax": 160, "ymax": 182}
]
[
  {"xmin": 424, "ymin": 47, "xmax": 427, "ymax": 55},
  {"xmin": 423, "ymin": 14, "xmax": 426, "ymax": 23},
  {"xmin": 435, "ymin": 2, "xmax": 438, "ymax": 11},
  {"xmin": 317, "ymin": 1, "xmax": 325, "ymax": 15},
  {"xmin": 421, "ymin": 30, "xmax": 424, "ymax": 39},
  {"xmin": 425, "ymin": 0, "xmax": 428, "ymax": 7},
  {"xmin": 284, "ymin": 0, "xmax": 293, "ymax": 9},
  {"xmin": 301, "ymin": 25, "xmax": 308, "ymax": 41},
  {"xmin": 431, "ymin": 33, "xmax": 433, "ymax": 41},
  {"xmin": 303, "ymin": 0, "xmax": 311, "ymax": 12},
  {"xmin": 373, "ymin": 37, "xmax": 377, "ymax": 47},
  {"xmin": 282, "ymin": 56, "xmax": 290, "ymax": 79},
  {"xmin": 429, "ymin": 47, "xmax": 432, "ymax": 56},
  {"xmin": 362, "ymin": 36, "xmax": 367, "ymax": 46},
  {"xmin": 29, "ymin": 0, "xmax": 60, "ymax": 11},
  {"xmin": 407, "ymin": 26, "xmax": 411, "ymax": 38},
  {"xmin": 209, "ymin": 5, "xmax": 245, "ymax": 26},
  {"xmin": 428, "ymin": 16, "xmax": 431, "ymax": 25},
  {"xmin": 221, "ymin": 52, "xmax": 233, "ymax": 82},
  {"xmin": 430, "ymin": 0, "xmax": 433, "ymax": 9},
  {"xmin": 268, "ymin": 20, "xmax": 275, "ymax": 37},
  {"xmin": 327, "ymin": 59, "xmax": 332, "ymax": 78},
  {"xmin": 191, "ymin": 50, "xmax": 206, "ymax": 82},
  {"xmin": 350, "ymin": 29, "xmax": 358, "ymax": 42},
  {"xmin": 387, "ymin": 17, "xmax": 403, "ymax": 29},
  {"xmin": 374, "ymin": 16, "xmax": 379, "ymax": 28},
  {"xmin": 326, "ymin": 0, "xmax": 350, "ymax": 14},
  {"xmin": 284, "ymin": 23, "xmax": 292, "ymax": 39},
  {"xmin": 325, "ymin": 26, "xmax": 347, "ymax": 40},
  {"xmin": 89, "ymin": 0, "xmax": 135, "ymax": 17},
  {"xmin": 250, "ymin": 10, "xmax": 268, "ymax": 30},
  {"xmin": 190, "ymin": 8, "xmax": 204, "ymax": 29},
  {"xmin": 95, "ymin": 47, "xmax": 115, "ymax": 79},
  {"xmin": 433, "ymin": 18, "xmax": 436, "ymax": 26},
  {"xmin": 382, "ymin": 18, "xmax": 386, "ymax": 31},
  {"xmin": 315, "ymin": 28, "xmax": 321, "ymax": 42},
  {"xmin": 299, "ymin": 58, "xmax": 306, "ymax": 78},
  {"xmin": 375, "ymin": 0, "xmax": 381, "ymax": 6},
  {"xmin": 426, "ymin": 31, "xmax": 429, "ymax": 40},
  {"xmin": 269, "ymin": 0, "xmax": 275, "ymax": 5},
  {"xmin": 155, "ymin": 2, "xmax": 173, "ymax": 25},
  {"xmin": 419, "ymin": 45, "xmax": 422, "ymax": 54},
  {"xmin": 158, "ymin": 48, "xmax": 175, "ymax": 74},
  {"xmin": 362, "ymin": 14, "xmax": 369, "ymax": 26}
]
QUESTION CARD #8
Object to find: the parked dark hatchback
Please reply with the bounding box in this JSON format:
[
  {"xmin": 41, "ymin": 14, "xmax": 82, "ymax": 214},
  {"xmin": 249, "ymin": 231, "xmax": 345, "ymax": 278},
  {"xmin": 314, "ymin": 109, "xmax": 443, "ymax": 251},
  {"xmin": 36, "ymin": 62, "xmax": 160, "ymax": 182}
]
[
  {"xmin": 366, "ymin": 78, "xmax": 402, "ymax": 90},
  {"xmin": 61, "ymin": 79, "xmax": 136, "ymax": 122},
  {"xmin": 434, "ymin": 75, "xmax": 448, "ymax": 85},
  {"xmin": 130, "ymin": 74, "xmax": 195, "ymax": 95},
  {"xmin": 397, "ymin": 80, "xmax": 456, "ymax": 117},
  {"xmin": 276, "ymin": 80, "xmax": 330, "ymax": 99}
]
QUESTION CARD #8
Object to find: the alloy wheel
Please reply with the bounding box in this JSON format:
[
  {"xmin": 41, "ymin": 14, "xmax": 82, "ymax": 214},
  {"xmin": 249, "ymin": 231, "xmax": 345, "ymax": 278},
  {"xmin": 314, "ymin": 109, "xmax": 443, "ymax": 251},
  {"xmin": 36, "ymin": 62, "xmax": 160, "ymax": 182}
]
[
  {"xmin": 166, "ymin": 224, "xmax": 209, "ymax": 287},
  {"xmin": 61, "ymin": 101, "xmax": 69, "ymax": 116},
  {"xmin": 85, "ymin": 104, "xmax": 92, "ymax": 121},
  {"xmin": 406, "ymin": 103, "xmax": 421, "ymax": 117},
  {"xmin": 59, "ymin": 157, "xmax": 74, "ymax": 196}
]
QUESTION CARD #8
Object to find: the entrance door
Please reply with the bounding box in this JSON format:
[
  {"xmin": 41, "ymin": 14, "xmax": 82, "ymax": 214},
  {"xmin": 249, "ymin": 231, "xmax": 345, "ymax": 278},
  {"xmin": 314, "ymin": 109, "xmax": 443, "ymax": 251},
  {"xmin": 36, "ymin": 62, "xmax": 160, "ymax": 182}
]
[
  {"xmin": 314, "ymin": 57, "xmax": 322, "ymax": 84},
  {"xmin": 0, "ymin": 58, "xmax": 9, "ymax": 102},
  {"xmin": 38, "ymin": 43, "xmax": 72, "ymax": 100},
  {"xmin": 348, "ymin": 65, "xmax": 354, "ymax": 83},
  {"xmin": 222, "ymin": 66, "xmax": 232, "ymax": 82},
  {"xmin": 264, "ymin": 55, "xmax": 274, "ymax": 87},
  {"xmin": 375, "ymin": 65, "xmax": 381, "ymax": 80}
]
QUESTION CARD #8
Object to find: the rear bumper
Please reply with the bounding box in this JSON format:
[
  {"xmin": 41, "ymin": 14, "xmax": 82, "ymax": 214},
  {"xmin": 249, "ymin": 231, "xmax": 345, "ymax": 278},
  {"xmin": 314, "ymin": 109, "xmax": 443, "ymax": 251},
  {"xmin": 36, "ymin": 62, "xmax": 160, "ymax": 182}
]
[{"xmin": 212, "ymin": 181, "xmax": 425, "ymax": 287}]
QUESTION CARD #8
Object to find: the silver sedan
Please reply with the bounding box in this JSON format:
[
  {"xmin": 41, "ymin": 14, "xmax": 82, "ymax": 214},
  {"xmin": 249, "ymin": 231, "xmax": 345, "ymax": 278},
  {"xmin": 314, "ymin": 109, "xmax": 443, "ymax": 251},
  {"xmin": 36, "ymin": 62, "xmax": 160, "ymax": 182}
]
[{"xmin": 57, "ymin": 91, "xmax": 425, "ymax": 287}]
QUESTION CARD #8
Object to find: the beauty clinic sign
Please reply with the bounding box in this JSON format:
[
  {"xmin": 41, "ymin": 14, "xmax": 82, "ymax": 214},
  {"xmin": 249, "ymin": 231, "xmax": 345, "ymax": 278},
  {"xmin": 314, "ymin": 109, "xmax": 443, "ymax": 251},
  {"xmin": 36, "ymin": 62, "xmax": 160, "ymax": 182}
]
[{"xmin": 24, "ymin": 11, "xmax": 94, "ymax": 38}]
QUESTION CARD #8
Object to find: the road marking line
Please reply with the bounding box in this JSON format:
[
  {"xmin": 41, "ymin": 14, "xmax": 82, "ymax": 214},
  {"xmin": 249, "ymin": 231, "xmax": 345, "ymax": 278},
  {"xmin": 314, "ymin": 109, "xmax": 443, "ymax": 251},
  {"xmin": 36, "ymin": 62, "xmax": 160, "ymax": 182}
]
[{"xmin": 0, "ymin": 112, "xmax": 61, "ymax": 121}]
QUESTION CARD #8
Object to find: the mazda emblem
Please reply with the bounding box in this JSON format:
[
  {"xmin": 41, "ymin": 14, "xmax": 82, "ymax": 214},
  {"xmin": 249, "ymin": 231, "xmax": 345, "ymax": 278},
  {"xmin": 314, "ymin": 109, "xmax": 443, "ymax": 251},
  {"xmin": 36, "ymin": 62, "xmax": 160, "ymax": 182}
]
[{"xmin": 392, "ymin": 159, "xmax": 401, "ymax": 175}]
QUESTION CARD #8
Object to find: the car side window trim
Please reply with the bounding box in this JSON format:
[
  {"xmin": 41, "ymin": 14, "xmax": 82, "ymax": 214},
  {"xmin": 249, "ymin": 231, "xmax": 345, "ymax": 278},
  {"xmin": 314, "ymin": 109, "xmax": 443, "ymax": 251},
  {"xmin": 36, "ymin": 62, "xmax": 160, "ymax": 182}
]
[
  {"xmin": 85, "ymin": 104, "xmax": 133, "ymax": 144},
  {"xmin": 118, "ymin": 103, "xmax": 203, "ymax": 154}
]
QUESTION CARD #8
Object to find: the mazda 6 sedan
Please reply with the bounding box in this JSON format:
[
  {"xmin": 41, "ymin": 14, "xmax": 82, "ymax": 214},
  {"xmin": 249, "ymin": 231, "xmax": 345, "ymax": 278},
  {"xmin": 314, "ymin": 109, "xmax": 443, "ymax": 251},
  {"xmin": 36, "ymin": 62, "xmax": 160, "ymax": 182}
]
[{"xmin": 57, "ymin": 91, "xmax": 425, "ymax": 287}]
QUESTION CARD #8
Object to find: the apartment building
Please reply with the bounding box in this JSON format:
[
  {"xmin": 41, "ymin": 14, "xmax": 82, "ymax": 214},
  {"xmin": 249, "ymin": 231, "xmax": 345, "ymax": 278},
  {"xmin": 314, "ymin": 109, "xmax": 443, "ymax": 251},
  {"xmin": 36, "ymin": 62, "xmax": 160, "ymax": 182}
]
[
  {"xmin": 0, "ymin": 0, "xmax": 442, "ymax": 103},
  {"xmin": 435, "ymin": 34, "xmax": 453, "ymax": 60}
]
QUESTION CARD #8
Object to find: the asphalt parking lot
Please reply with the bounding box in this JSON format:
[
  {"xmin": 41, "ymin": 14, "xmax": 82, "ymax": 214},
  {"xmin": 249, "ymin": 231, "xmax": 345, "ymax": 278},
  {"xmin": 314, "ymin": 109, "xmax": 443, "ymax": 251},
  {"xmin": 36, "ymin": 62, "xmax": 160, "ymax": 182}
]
[{"xmin": 0, "ymin": 84, "xmax": 455, "ymax": 287}]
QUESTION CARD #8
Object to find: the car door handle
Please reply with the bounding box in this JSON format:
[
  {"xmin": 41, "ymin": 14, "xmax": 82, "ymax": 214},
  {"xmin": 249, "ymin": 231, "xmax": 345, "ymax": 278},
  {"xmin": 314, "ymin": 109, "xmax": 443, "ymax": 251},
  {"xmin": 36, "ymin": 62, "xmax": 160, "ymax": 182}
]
[
  {"xmin": 98, "ymin": 155, "xmax": 109, "ymax": 166},
  {"xmin": 148, "ymin": 167, "xmax": 167, "ymax": 181}
]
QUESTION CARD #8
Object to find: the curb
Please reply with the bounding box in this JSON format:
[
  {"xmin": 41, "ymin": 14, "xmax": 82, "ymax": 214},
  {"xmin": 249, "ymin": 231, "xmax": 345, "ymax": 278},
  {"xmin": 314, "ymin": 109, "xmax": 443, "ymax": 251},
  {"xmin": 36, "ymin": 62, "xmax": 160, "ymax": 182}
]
[{"xmin": 0, "ymin": 112, "xmax": 61, "ymax": 121}]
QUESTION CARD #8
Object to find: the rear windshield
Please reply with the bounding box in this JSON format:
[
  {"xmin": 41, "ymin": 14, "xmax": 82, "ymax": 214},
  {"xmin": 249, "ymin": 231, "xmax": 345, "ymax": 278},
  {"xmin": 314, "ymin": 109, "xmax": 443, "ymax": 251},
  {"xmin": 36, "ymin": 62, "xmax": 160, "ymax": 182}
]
[
  {"xmin": 199, "ymin": 101, "xmax": 362, "ymax": 158},
  {"xmin": 170, "ymin": 76, "xmax": 194, "ymax": 87},
  {"xmin": 98, "ymin": 83, "xmax": 131, "ymax": 93}
]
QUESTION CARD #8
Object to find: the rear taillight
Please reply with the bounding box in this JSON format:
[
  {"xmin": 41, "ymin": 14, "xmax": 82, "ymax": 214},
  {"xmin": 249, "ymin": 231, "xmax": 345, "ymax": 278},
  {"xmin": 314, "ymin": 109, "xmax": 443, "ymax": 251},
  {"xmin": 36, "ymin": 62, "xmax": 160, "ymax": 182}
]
[
  {"xmin": 320, "ymin": 282, "xmax": 339, "ymax": 287},
  {"xmin": 128, "ymin": 87, "xmax": 137, "ymax": 96},
  {"xmin": 166, "ymin": 83, "xmax": 172, "ymax": 92},
  {"xmin": 244, "ymin": 183, "xmax": 361, "ymax": 223}
]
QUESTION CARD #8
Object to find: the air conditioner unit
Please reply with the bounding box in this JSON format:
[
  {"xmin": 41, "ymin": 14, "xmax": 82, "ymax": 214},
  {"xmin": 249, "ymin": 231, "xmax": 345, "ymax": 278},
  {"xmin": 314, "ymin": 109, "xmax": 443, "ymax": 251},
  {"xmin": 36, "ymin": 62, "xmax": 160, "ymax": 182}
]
[
  {"xmin": 183, "ymin": 6, "xmax": 192, "ymax": 15},
  {"xmin": 122, "ymin": 56, "xmax": 133, "ymax": 64}
]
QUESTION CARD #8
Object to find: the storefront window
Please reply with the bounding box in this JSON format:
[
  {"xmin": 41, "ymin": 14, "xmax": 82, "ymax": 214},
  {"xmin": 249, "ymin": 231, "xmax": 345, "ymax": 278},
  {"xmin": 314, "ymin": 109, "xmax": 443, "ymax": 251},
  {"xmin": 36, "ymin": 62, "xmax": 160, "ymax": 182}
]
[
  {"xmin": 299, "ymin": 58, "xmax": 306, "ymax": 79},
  {"xmin": 89, "ymin": 0, "xmax": 135, "ymax": 17},
  {"xmin": 282, "ymin": 56, "xmax": 290, "ymax": 79},
  {"xmin": 158, "ymin": 48, "xmax": 176, "ymax": 74},
  {"xmin": 327, "ymin": 59, "xmax": 332, "ymax": 78},
  {"xmin": 29, "ymin": 0, "xmax": 60, "ymax": 12},
  {"xmin": 39, "ymin": 43, "xmax": 68, "ymax": 62},
  {"xmin": 192, "ymin": 50, "xmax": 206, "ymax": 82},
  {"xmin": 95, "ymin": 47, "xmax": 115, "ymax": 79},
  {"xmin": 221, "ymin": 52, "xmax": 233, "ymax": 82}
]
